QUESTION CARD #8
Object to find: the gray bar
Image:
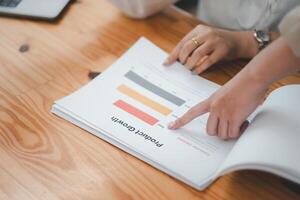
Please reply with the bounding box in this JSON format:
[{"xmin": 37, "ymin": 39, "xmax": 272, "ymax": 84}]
[{"xmin": 125, "ymin": 71, "xmax": 185, "ymax": 106}]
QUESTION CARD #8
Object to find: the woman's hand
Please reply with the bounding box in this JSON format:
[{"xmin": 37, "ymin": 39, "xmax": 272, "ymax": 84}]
[
  {"xmin": 168, "ymin": 68, "xmax": 268, "ymax": 139},
  {"xmin": 164, "ymin": 24, "xmax": 258, "ymax": 74},
  {"xmin": 167, "ymin": 33, "xmax": 300, "ymax": 140}
]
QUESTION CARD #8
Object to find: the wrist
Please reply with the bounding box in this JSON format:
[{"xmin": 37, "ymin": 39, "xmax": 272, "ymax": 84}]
[
  {"xmin": 234, "ymin": 31, "xmax": 279, "ymax": 59},
  {"xmin": 226, "ymin": 65, "xmax": 269, "ymax": 98},
  {"xmin": 234, "ymin": 31, "xmax": 259, "ymax": 59},
  {"xmin": 242, "ymin": 62, "xmax": 271, "ymax": 91}
]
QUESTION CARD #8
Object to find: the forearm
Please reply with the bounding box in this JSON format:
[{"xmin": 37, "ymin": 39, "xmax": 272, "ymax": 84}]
[{"xmin": 241, "ymin": 37, "xmax": 300, "ymax": 87}]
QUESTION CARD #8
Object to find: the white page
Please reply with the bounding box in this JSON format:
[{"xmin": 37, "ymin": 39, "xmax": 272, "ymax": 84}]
[
  {"xmin": 52, "ymin": 38, "xmax": 236, "ymax": 188},
  {"xmin": 218, "ymin": 85, "xmax": 300, "ymax": 184}
]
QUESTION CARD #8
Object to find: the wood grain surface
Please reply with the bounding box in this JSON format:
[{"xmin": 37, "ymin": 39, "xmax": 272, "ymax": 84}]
[{"xmin": 0, "ymin": 0, "xmax": 300, "ymax": 199}]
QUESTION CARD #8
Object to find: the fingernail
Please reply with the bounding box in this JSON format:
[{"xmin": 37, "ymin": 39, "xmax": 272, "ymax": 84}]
[
  {"xmin": 168, "ymin": 121, "xmax": 176, "ymax": 129},
  {"xmin": 207, "ymin": 131, "xmax": 216, "ymax": 136},
  {"xmin": 191, "ymin": 70, "xmax": 197, "ymax": 75},
  {"xmin": 163, "ymin": 59, "xmax": 170, "ymax": 66}
]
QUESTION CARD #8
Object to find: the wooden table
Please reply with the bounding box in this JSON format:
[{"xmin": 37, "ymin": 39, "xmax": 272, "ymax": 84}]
[{"xmin": 1, "ymin": 0, "xmax": 300, "ymax": 199}]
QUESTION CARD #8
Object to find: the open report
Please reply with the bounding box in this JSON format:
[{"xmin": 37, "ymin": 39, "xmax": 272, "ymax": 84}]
[{"xmin": 52, "ymin": 37, "xmax": 300, "ymax": 190}]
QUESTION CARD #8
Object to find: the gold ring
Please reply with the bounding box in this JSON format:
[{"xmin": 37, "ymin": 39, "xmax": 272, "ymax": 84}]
[{"xmin": 191, "ymin": 38, "xmax": 200, "ymax": 46}]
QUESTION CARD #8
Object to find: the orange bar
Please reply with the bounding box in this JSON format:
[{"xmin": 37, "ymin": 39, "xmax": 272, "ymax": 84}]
[
  {"xmin": 114, "ymin": 100, "xmax": 158, "ymax": 125},
  {"xmin": 117, "ymin": 85, "xmax": 172, "ymax": 115}
]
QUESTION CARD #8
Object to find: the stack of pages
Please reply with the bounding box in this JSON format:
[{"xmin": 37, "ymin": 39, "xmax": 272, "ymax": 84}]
[{"xmin": 52, "ymin": 38, "xmax": 300, "ymax": 190}]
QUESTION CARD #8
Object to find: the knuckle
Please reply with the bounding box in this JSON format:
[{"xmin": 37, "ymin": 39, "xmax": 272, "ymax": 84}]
[
  {"xmin": 220, "ymin": 110, "xmax": 227, "ymax": 118},
  {"xmin": 196, "ymin": 24, "xmax": 204, "ymax": 30},
  {"xmin": 231, "ymin": 115, "xmax": 242, "ymax": 124},
  {"xmin": 184, "ymin": 44, "xmax": 193, "ymax": 54},
  {"xmin": 216, "ymin": 35, "xmax": 223, "ymax": 42},
  {"xmin": 206, "ymin": 39, "xmax": 214, "ymax": 47},
  {"xmin": 188, "ymin": 58, "xmax": 196, "ymax": 68},
  {"xmin": 231, "ymin": 118, "xmax": 239, "ymax": 125},
  {"xmin": 209, "ymin": 56, "xmax": 218, "ymax": 64},
  {"xmin": 185, "ymin": 58, "xmax": 193, "ymax": 68},
  {"xmin": 194, "ymin": 48, "xmax": 205, "ymax": 58},
  {"xmin": 205, "ymin": 58, "xmax": 214, "ymax": 66},
  {"xmin": 179, "ymin": 53, "xmax": 186, "ymax": 63},
  {"xmin": 206, "ymin": 28, "xmax": 216, "ymax": 36},
  {"xmin": 179, "ymin": 45, "xmax": 190, "ymax": 61},
  {"xmin": 176, "ymin": 42, "xmax": 184, "ymax": 50},
  {"xmin": 219, "ymin": 45, "xmax": 230, "ymax": 55},
  {"xmin": 210, "ymin": 100, "xmax": 219, "ymax": 111},
  {"xmin": 176, "ymin": 118, "xmax": 184, "ymax": 125},
  {"xmin": 179, "ymin": 47, "xmax": 187, "ymax": 57},
  {"xmin": 181, "ymin": 43, "xmax": 189, "ymax": 52},
  {"xmin": 206, "ymin": 27, "xmax": 214, "ymax": 33}
]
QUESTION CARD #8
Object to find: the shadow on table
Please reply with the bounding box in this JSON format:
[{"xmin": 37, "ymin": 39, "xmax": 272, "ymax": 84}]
[{"xmin": 220, "ymin": 170, "xmax": 300, "ymax": 200}]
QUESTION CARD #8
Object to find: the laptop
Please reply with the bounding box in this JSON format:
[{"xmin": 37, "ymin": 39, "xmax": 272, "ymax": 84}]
[{"xmin": 0, "ymin": 0, "xmax": 71, "ymax": 20}]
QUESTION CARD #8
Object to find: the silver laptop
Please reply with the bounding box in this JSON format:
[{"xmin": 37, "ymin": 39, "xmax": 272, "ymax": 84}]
[{"xmin": 0, "ymin": 0, "xmax": 71, "ymax": 20}]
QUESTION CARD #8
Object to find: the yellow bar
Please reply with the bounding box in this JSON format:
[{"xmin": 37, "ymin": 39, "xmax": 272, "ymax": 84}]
[{"xmin": 117, "ymin": 85, "xmax": 172, "ymax": 115}]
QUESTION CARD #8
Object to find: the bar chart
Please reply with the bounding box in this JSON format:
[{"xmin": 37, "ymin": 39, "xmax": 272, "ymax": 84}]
[
  {"xmin": 124, "ymin": 71, "xmax": 186, "ymax": 106},
  {"xmin": 113, "ymin": 70, "xmax": 187, "ymax": 126},
  {"xmin": 114, "ymin": 100, "xmax": 159, "ymax": 125},
  {"xmin": 117, "ymin": 85, "xmax": 172, "ymax": 115}
]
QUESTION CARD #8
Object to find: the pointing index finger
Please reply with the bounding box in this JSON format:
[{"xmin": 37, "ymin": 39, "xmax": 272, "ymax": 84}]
[{"xmin": 168, "ymin": 100, "xmax": 209, "ymax": 130}]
